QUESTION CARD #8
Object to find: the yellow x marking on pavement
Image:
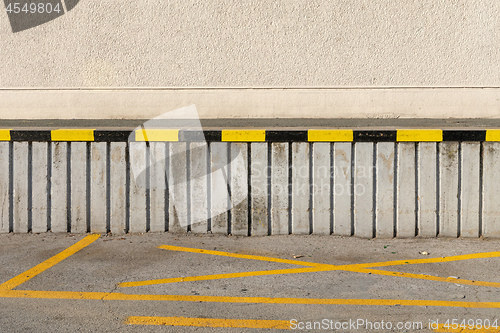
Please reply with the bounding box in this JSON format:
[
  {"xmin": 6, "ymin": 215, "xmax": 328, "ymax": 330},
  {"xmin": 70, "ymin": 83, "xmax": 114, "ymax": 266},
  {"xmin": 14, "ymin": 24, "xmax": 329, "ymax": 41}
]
[
  {"xmin": 119, "ymin": 244, "xmax": 500, "ymax": 290},
  {"xmin": 1, "ymin": 235, "xmax": 500, "ymax": 310}
]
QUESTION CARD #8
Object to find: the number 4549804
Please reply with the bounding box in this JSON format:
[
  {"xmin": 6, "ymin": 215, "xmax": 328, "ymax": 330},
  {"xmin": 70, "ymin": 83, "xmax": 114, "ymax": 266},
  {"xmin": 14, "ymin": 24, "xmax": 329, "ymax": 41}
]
[
  {"xmin": 443, "ymin": 319, "xmax": 498, "ymax": 330},
  {"xmin": 6, "ymin": 2, "xmax": 62, "ymax": 14}
]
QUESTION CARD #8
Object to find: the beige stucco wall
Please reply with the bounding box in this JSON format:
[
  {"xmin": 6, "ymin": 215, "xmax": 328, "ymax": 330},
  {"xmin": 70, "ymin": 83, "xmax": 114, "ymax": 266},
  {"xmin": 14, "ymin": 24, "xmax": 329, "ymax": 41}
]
[{"xmin": 0, "ymin": 0, "xmax": 499, "ymax": 118}]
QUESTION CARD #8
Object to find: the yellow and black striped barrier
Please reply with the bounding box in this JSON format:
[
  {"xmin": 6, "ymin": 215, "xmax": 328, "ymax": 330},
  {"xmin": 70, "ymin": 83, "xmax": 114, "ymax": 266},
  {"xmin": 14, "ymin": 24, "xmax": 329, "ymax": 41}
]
[{"xmin": 0, "ymin": 129, "xmax": 499, "ymax": 142}]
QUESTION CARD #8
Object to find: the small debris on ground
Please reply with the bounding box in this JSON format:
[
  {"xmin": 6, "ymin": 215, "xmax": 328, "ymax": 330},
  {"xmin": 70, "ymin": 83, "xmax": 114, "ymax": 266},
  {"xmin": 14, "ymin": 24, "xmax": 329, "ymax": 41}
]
[
  {"xmin": 293, "ymin": 255, "xmax": 303, "ymax": 258},
  {"xmin": 419, "ymin": 251, "xmax": 429, "ymax": 255}
]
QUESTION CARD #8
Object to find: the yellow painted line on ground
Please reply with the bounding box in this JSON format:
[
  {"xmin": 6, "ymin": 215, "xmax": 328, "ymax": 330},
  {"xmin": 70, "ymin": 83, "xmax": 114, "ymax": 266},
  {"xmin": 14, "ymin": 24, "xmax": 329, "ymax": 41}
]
[
  {"xmin": 51, "ymin": 129, "xmax": 95, "ymax": 141},
  {"xmin": 433, "ymin": 323, "xmax": 500, "ymax": 332},
  {"xmin": 2, "ymin": 239, "xmax": 499, "ymax": 311},
  {"xmin": 349, "ymin": 251, "xmax": 500, "ymax": 268},
  {"xmin": 485, "ymin": 130, "xmax": 500, "ymax": 142},
  {"xmin": 135, "ymin": 129, "xmax": 179, "ymax": 142},
  {"xmin": 397, "ymin": 129, "xmax": 443, "ymax": 142},
  {"xmin": 343, "ymin": 267, "xmax": 500, "ymax": 289},
  {"xmin": 122, "ymin": 263, "xmax": 500, "ymax": 290},
  {"xmin": 334, "ymin": 251, "xmax": 500, "ymax": 289},
  {"xmin": 145, "ymin": 263, "xmax": 500, "ymax": 291},
  {"xmin": 2, "ymin": 289, "xmax": 500, "ymax": 308},
  {"xmin": 158, "ymin": 245, "xmax": 321, "ymax": 267},
  {"xmin": 0, "ymin": 129, "xmax": 11, "ymax": 141},
  {"xmin": 119, "ymin": 266, "xmax": 333, "ymax": 288},
  {"xmin": 122, "ymin": 244, "xmax": 330, "ymax": 287},
  {"xmin": 120, "ymin": 245, "xmax": 500, "ymax": 289},
  {"xmin": 0, "ymin": 234, "xmax": 100, "ymax": 291},
  {"xmin": 221, "ymin": 130, "xmax": 266, "ymax": 142},
  {"xmin": 308, "ymin": 129, "xmax": 353, "ymax": 142},
  {"xmin": 126, "ymin": 316, "xmax": 291, "ymax": 329}
]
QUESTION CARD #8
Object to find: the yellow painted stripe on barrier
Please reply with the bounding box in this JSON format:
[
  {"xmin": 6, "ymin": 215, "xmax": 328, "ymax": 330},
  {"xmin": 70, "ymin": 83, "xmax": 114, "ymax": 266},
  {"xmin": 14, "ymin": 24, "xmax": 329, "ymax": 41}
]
[
  {"xmin": 486, "ymin": 130, "xmax": 500, "ymax": 141},
  {"xmin": 125, "ymin": 316, "xmax": 291, "ymax": 329},
  {"xmin": 221, "ymin": 130, "xmax": 266, "ymax": 142},
  {"xmin": 135, "ymin": 129, "xmax": 179, "ymax": 142},
  {"xmin": 397, "ymin": 129, "xmax": 442, "ymax": 142},
  {"xmin": 0, "ymin": 234, "xmax": 100, "ymax": 291},
  {"xmin": 2, "ymin": 289, "xmax": 500, "ymax": 308},
  {"xmin": 51, "ymin": 129, "xmax": 95, "ymax": 141},
  {"xmin": 308, "ymin": 129, "xmax": 353, "ymax": 142},
  {"xmin": 0, "ymin": 129, "xmax": 11, "ymax": 141}
]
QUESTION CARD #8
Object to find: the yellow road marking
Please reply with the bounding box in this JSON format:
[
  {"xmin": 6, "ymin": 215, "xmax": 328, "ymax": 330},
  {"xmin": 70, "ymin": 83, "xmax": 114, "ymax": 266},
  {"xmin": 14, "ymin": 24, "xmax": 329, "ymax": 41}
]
[
  {"xmin": 125, "ymin": 316, "xmax": 291, "ymax": 329},
  {"xmin": 123, "ymin": 244, "xmax": 330, "ymax": 286},
  {"xmin": 135, "ymin": 129, "xmax": 179, "ymax": 142},
  {"xmin": 397, "ymin": 129, "xmax": 443, "ymax": 142},
  {"xmin": 121, "ymin": 245, "xmax": 500, "ymax": 289},
  {"xmin": 348, "ymin": 251, "xmax": 500, "ymax": 268},
  {"xmin": 308, "ymin": 130, "xmax": 353, "ymax": 142},
  {"xmin": 3, "ymin": 238, "xmax": 500, "ymax": 310},
  {"xmin": 433, "ymin": 323, "xmax": 500, "ymax": 332},
  {"xmin": 0, "ymin": 234, "xmax": 100, "ymax": 291},
  {"xmin": 1, "ymin": 289, "xmax": 500, "ymax": 308},
  {"xmin": 158, "ymin": 245, "xmax": 320, "ymax": 266},
  {"xmin": 344, "ymin": 267, "xmax": 500, "ymax": 289},
  {"xmin": 0, "ymin": 129, "xmax": 11, "ymax": 141},
  {"xmin": 221, "ymin": 130, "xmax": 266, "ymax": 142},
  {"xmin": 122, "ymin": 263, "xmax": 500, "ymax": 290},
  {"xmin": 119, "ymin": 266, "xmax": 332, "ymax": 288},
  {"xmin": 51, "ymin": 129, "xmax": 95, "ymax": 141}
]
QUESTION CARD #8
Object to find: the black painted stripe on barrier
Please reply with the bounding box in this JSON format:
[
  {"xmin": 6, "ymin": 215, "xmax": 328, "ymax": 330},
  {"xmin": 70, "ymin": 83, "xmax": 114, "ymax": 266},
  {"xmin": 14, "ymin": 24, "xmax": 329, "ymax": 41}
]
[
  {"xmin": 442, "ymin": 130, "xmax": 486, "ymax": 142},
  {"xmin": 179, "ymin": 130, "xmax": 222, "ymax": 142},
  {"xmin": 0, "ymin": 129, "xmax": 498, "ymax": 142},
  {"xmin": 266, "ymin": 131, "xmax": 308, "ymax": 142},
  {"xmin": 10, "ymin": 130, "xmax": 51, "ymax": 141},
  {"xmin": 353, "ymin": 131, "xmax": 397, "ymax": 142},
  {"xmin": 94, "ymin": 130, "xmax": 132, "ymax": 142}
]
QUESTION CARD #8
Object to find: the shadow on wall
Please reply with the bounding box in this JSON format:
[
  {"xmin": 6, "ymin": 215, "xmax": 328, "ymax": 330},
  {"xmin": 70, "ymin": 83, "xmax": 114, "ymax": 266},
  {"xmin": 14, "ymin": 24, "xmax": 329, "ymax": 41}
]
[{"xmin": 4, "ymin": 0, "xmax": 80, "ymax": 33}]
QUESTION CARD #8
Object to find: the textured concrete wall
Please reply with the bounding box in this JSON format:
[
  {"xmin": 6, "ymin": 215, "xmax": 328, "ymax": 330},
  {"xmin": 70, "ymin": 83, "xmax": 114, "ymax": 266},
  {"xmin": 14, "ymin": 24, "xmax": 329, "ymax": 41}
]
[{"xmin": 1, "ymin": 0, "xmax": 499, "ymax": 87}]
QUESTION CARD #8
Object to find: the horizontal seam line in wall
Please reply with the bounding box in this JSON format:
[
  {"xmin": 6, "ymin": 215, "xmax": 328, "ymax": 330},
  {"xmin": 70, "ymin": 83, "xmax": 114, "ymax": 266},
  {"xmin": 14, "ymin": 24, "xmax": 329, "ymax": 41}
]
[{"xmin": 1, "ymin": 87, "xmax": 500, "ymax": 91}]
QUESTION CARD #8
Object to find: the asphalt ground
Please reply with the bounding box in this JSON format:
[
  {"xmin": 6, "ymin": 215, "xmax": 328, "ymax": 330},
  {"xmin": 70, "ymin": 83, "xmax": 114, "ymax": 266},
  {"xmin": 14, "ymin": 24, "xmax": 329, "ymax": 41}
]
[{"xmin": 0, "ymin": 233, "xmax": 499, "ymax": 332}]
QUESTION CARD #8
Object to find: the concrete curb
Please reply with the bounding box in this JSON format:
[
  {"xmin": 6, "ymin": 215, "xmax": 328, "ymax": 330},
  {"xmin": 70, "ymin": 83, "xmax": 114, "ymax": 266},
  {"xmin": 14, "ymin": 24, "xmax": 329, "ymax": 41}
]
[{"xmin": 0, "ymin": 129, "xmax": 498, "ymax": 238}]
